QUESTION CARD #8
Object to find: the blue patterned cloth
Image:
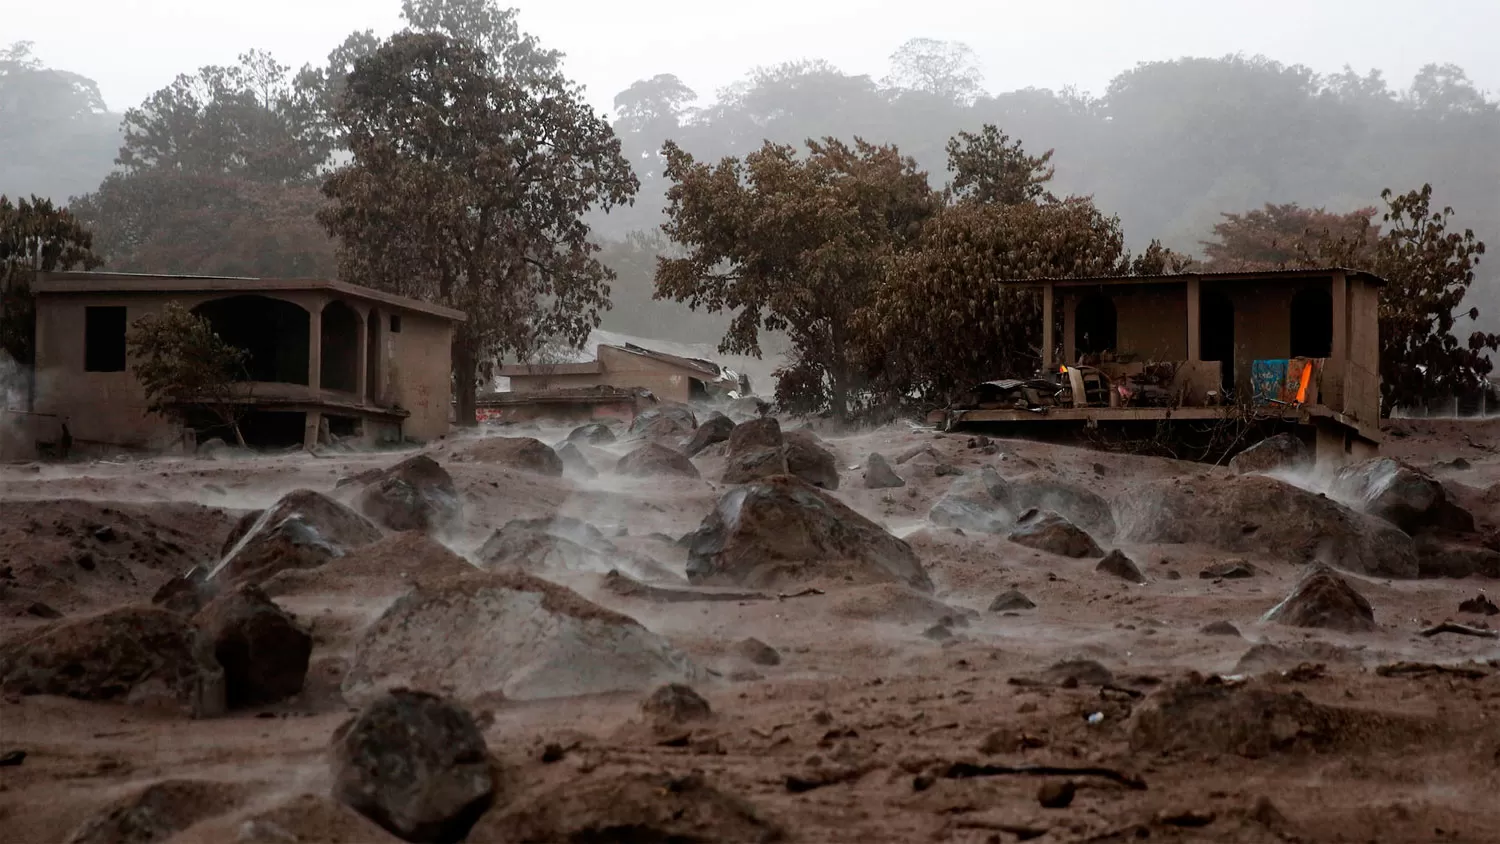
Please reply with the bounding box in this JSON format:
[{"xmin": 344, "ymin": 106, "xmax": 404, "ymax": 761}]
[{"xmin": 1252, "ymin": 359, "xmax": 1289, "ymax": 405}]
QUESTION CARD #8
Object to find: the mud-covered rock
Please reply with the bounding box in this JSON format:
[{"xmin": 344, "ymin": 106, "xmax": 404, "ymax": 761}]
[
  {"xmin": 1330, "ymin": 457, "xmax": 1474, "ymax": 535},
  {"xmin": 726, "ymin": 417, "xmax": 784, "ymax": 454},
  {"xmin": 1263, "ymin": 566, "xmax": 1376, "ymax": 632},
  {"xmin": 684, "ymin": 475, "xmax": 931, "ymax": 592},
  {"xmin": 353, "ymin": 455, "xmax": 463, "ymax": 536},
  {"xmin": 1130, "ymin": 680, "xmax": 1380, "ymax": 759},
  {"xmin": 862, "ymin": 453, "xmax": 905, "ymax": 489},
  {"xmin": 988, "ymin": 590, "xmax": 1036, "ymax": 611},
  {"xmin": 64, "ymin": 779, "xmax": 246, "ymax": 844},
  {"xmin": 1229, "ymin": 433, "xmax": 1311, "ymax": 476},
  {"xmin": 554, "ymin": 442, "xmax": 598, "ymax": 479},
  {"xmin": 928, "ymin": 469, "xmax": 1010, "ymax": 533},
  {"xmin": 342, "ymin": 571, "xmax": 700, "ymax": 704},
  {"xmin": 1096, "ymin": 549, "xmax": 1146, "ymax": 583},
  {"xmin": 783, "ymin": 431, "xmax": 840, "ymax": 490},
  {"xmin": 331, "ymin": 689, "xmax": 495, "ymax": 843},
  {"xmin": 192, "ymin": 585, "xmax": 311, "ymax": 708},
  {"xmin": 1117, "ymin": 475, "xmax": 1418, "ymax": 578},
  {"xmin": 733, "ymin": 637, "xmax": 781, "ymax": 666},
  {"xmin": 630, "ymin": 404, "xmax": 698, "ymax": 439},
  {"xmin": 222, "ymin": 509, "xmax": 264, "ymax": 558},
  {"xmin": 685, "ymin": 414, "xmax": 737, "ymax": 457},
  {"xmin": 641, "ymin": 683, "xmax": 712, "ymax": 723},
  {"xmin": 210, "ymin": 490, "xmax": 382, "ymax": 587},
  {"xmin": 469, "ymin": 772, "xmax": 783, "ymax": 844},
  {"xmin": 1008, "ymin": 510, "xmax": 1104, "ymax": 558},
  {"xmin": 450, "ymin": 437, "xmax": 563, "ymax": 477},
  {"xmin": 0, "ymin": 606, "xmax": 224, "ymax": 717},
  {"xmin": 567, "ymin": 422, "xmax": 617, "ymax": 446},
  {"xmin": 616, "ymin": 442, "xmax": 701, "ymax": 479},
  {"xmin": 475, "ymin": 516, "xmax": 666, "ymax": 579},
  {"xmin": 722, "ymin": 420, "xmax": 839, "ymax": 490}
]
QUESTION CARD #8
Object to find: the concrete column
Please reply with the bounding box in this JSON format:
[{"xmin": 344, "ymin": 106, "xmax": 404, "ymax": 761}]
[
  {"xmin": 1185, "ymin": 277, "xmax": 1201, "ymax": 361},
  {"xmin": 1330, "ymin": 271, "xmax": 1348, "ymax": 362},
  {"xmin": 307, "ymin": 303, "xmax": 323, "ymax": 392},
  {"xmin": 1041, "ymin": 283, "xmax": 1055, "ymax": 372},
  {"xmin": 354, "ymin": 307, "xmax": 369, "ymax": 405},
  {"xmin": 303, "ymin": 411, "xmax": 322, "ymax": 451}
]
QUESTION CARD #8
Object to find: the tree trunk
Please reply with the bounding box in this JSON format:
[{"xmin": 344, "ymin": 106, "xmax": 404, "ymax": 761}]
[{"xmin": 453, "ymin": 334, "xmax": 478, "ymax": 427}]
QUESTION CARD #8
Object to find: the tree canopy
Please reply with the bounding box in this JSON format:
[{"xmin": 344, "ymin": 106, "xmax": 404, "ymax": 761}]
[{"xmin": 0, "ymin": 195, "xmax": 100, "ymax": 367}]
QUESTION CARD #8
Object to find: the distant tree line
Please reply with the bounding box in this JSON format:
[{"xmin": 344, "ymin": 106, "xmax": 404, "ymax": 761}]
[{"xmin": 2, "ymin": 10, "xmax": 1497, "ymax": 418}]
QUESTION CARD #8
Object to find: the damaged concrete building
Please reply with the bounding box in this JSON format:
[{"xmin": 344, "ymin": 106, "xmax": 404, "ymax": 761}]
[
  {"xmin": 931, "ymin": 267, "xmax": 1384, "ymax": 465},
  {"xmin": 23, "ymin": 272, "xmax": 464, "ymax": 453}
]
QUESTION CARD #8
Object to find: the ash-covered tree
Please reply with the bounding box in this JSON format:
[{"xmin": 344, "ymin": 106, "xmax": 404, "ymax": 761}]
[
  {"xmin": 1199, "ymin": 202, "xmax": 1375, "ymax": 271},
  {"xmin": 944, "ymin": 123, "xmax": 1055, "ymax": 206},
  {"xmin": 655, "ymin": 137, "xmax": 941, "ymax": 417},
  {"xmin": 127, "ymin": 303, "xmax": 251, "ymax": 446},
  {"xmin": 1316, "ymin": 186, "xmax": 1495, "ymax": 413},
  {"xmin": 0, "ymin": 195, "xmax": 101, "ymax": 368},
  {"xmin": 884, "ymin": 38, "xmax": 985, "ymax": 104},
  {"xmin": 319, "ymin": 25, "xmax": 637, "ymax": 424}
]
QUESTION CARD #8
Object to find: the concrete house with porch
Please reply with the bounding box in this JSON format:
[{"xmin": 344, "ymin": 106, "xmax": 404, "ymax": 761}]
[
  {"xmin": 497, "ymin": 343, "xmax": 746, "ymax": 404},
  {"xmin": 931, "ymin": 267, "xmax": 1384, "ymax": 465},
  {"xmin": 23, "ymin": 272, "xmax": 463, "ymax": 453}
]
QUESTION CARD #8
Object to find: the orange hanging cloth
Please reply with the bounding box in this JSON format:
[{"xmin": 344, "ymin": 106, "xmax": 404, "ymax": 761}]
[{"xmin": 1295, "ymin": 361, "xmax": 1313, "ymax": 404}]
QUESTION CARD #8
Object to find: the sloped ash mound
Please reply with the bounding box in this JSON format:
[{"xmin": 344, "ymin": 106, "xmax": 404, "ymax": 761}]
[
  {"xmin": 342, "ymin": 571, "xmax": 700, "ymax": 705},
  {"xmin": 1115, "ymin": 475, "xmax": 1417, "ymax": 578},
  {"xmin": 209, "ymin": 490, "xmax": 382, "ymax": 588},
  {"xmin": 827, "ymin": 583, "xmax": 975, "ymax": 626},
  {"xmin": 262, "ymin": 532, "xmax": 476, "ymax": 599},
  {"xmin": 447, "ymin": 436, "xmax": 563, "ymax": 477},
  {"xmin": 468, "ymin": 772, "xmax": 784, "ymax": 844},
  {"xmin": 476, "ymin": 517, "xmax": 675, "ymax": 582},
  {"xmin": 684, "ymin": 475, "xmax": 931, "ymax": 592},
  {"xmin": 1129, "ymin": 678, "xmax": 1434, "ymax": 760}
]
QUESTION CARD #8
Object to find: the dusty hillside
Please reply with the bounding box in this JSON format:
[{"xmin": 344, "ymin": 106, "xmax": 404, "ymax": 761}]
[{"xmin": 1, "ymin": 413, "xmax": 1499, "ymax": 843}]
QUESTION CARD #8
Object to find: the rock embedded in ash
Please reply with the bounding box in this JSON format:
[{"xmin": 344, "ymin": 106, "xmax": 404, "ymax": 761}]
[
  {"xmin": 862, "ymin": 452, "xmax": 906, "ymax": 489},
  {"xmin": 895, "ymin": 444, "xmax": 940, "ymax": 465},
  {"xmin": 616, "ymin": 442, "xmax": 702, "ymax": 479},
  {"xmin": 1008, "ymin": 510, "xmax": 1104, "ymax": 559},
  {"xmin": 726, "ymin": 417, "xmax": 783, "ymax": 454},
  {"xmin": 1415, "ymin": 537, "xmax": 1500, "ymax": 579},
  {"xmin": 221, "ymin": 508, "xmax": 265, "ymax": 558},
  {"xmin": 1459, "ymin": 594, "xmax": 1500, "ymax": 616},
  {"xmin": 0, "ymin": 606, "xmax": 225, "ymax": 717},
  {"xmin": 554, "ymin": 441, "xmax": 598, "ymax": 479},
  {"xmin": 1200, "ymin": 560, "xmax": 1261, "ymax": 579},
  {"xmin": 991, "ymin": 473, "xmax": 1116, "ymax": 538},
  {"xmin": 191, "ymin": 584, "xmax": 311, "ymax": 709},
  {"xmin": 1043, "ymin": 659, "xmax": 1115, "ymax": 687},
  {"xmin": 64, "ymin": 779, "xmax": 247, "ymax": 844},
  {"xmin": 684, "ymin": 475, "xmax": 932, "ymax": 592},
  {"xmin": 331, "ymin": 689, "xmax": 495, "ymax": 844},
  {"xmin": 469, "ymin": 772, "xmax": 783, "ymax": 844},
  {"xmin": 1097, "ymin": 549, "xmax": 1146, "ymax": 583},
  {"xmin": 640, "ymin": 683, "xmax": 712, "ymax": 724},
  {"xmin": 209, "ymin": 490, "xmax": 382, "ymax": 588},
  {"xmin": 450, "ymin": 436, "xmax": 563, "ymax": 477},
  {"xmin": 342, "ymin": 571, "xmax": 700, "ymax": 705},
  {"xmin": 684, "ymin": 414, "xmax": 737, "ymax": 457},
  {"xmin": 353, "ymin": 455, "xmax": 463, "ymax": 536},
  {"xmin": 152, "ymin": 565, "xmax": 214, "ymax": 615},
  {"xmin": 631, "ymin": 404, "xmax": 699, "ymax": 438},
  {"xmin": 722, "ymin": 419, "xmax": 839, "ymax": 490},
  {"xmin": 25, "ymin": 601, "xmax": 62, "ymax": 619},
  {"xmin": 567, "ymin": 422, "xmax": 617, "ymax": 446},
  {"xmin": 1037, "ymin": 780, "xmax": 1076, "ymax": 809},
  {"xmin": 1330, "ymin": 457, "xmax": 1474, "ymax": 535},
  {"xmin": 733, "ymin": 637, "xmax": 781, "ymax": 666},
  {"xmin": 988, "ymin": 589, "xmax": 1036, "ymax": 612},
  {"xmin": 1228, "ymin": 433, "xmax": 1311, "ymax": 476},
  {"xmin": 476, "ymin": 516, "xmax": 624, "ymax": 574},
  {"xmin": 928, "ymin": 468, "xmax": 1010, "ymax": 534},
  {"xmin": 783, "ymin": 430, "xmax": 840, "ymax": 490},
  {"xmin": 1200, "ymin": 620, "xmax": 1242, "ymax": 637},
  {"xmin": 1116, "ymin": 474, "xmax": 1418, "ymax": 579},
  {"xmin": 1263, "ymin": 565, "xmax": 1376, "ymax": 633}
]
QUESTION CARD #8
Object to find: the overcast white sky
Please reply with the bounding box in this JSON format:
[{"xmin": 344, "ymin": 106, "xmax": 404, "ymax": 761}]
[{"xmin": 11, "ymin": 0, "xmax": 1499, "ymax": 115}]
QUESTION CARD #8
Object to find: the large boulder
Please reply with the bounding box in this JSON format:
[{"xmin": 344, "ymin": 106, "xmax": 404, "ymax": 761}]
[
  {"xmin": 1263, "ymin": 566, "xmax": 1376, "ymax": 632},
  {"xmin": 555, "ymin": 442, "xmax": 598, "ymax": 479},
  {"xmin": 192, "ymin": 584, "xmax": 311, "ymax": 708},
  {"xmin": 450, "ymin": 437, "xmax": 563, "ymax": 477},
  {"xmin": 342, "ymin": 571, "xmax": 700, "ymax": 704},
  {"xmin": 1116, "ymin": 474, "xmax": 1418, "ymax": 579},
  {"xmin": 331, "ymin": 689, "xmax": 495, "ymax": 844},
  {"xmin": 1330, "ymin": 457, "xmax": 1475, "ymax": 535},
  {"xmin": 1229, "ymin": 433, "xmax": 1311, "ymax": 476},
  {"xmin": 567, "ymin": 422, "xmax": 617, "ymax": 446},
  {"xmin": 684, "ymin": 475, "xmax": 931, "ymax": 592},
  {"xmin": 782, "ymin": 430, "xmax": 840, "ymax": 490},
  {"xmin": 630, "ymin": 404, "xmax": 698, "ymax": 439},
  {"xmin": 725, "ymin": 417, "xmax": 783, "ymax": 454},
  {"xmin": 353, "ymin": 455, "xmax": 463, "ymax": 535},
  {"xmin": 721, "ymin": 418, "xmax": 836, "ymax": 490},
  {"xmin": 616, "ymin": 442, "xmax": 702, "ymax": 479},
  {"xmin": 862, "ymin": 452, "xmax": 906, "ymax": 489},
  {"xmin": 1007, "ymin": 510, "xmax": 1104, "ymax": 558},
  {"xmin": 0, "ymin": 606, "xmax": 225, "ymax": 717},
  {"xmin": 210, "ymin": 490, "xmax": 383, "ymax": 588},
  {"xmin": 928, "ymin": 470, "xmax": 1010, "ymax": 533},
  {"xmin": 684, "ymin": 414, "xmax": 736, "ymax": 457},
  {"xmin": 476, "ymin": 516, "xmax": 643, "ymax": 576},
  {"xmin": 1415, "ymin": 535, "xmax": 1500, "ymax": 578}
]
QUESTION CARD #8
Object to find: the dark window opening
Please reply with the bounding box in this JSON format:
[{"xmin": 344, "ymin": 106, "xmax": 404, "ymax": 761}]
[
  {"xmin": 84, "ymin": 306, "xmax": 127, "ymax": 372},
  {"xmin": 320, "ymin": 300, "xmax": 359, "ymax": 393},
  {"xmin": 389, "ymin": 314, "xmax": 402, "ymax": 333},
  {"xmin": 1290, "ymin": 285, "xmax": 1334, "ymax": 359},
  {"xmin": 327, "ymin": 415, "xmax": 359, "ymax": 438},
  {"xmin": 1074, "ymin": 294, "xmax": 1117, "ymax": 359},
  {"xmin": 181, "ymin": 408, "xmax": 305, "ymax": 448},
  {"xmin": 1200, "ymin": 289, "xmax": 1235, "ymax": 395},
  {"xmin": 689, "ymin": 378, "xmax": 709, "ymax": 401},
  {"xmin": 366, "ymin": 310, "xmax": 382, "ymax": 404},
  {"xmin": 193, "ymin": 296, "xmax": 310, "ymax": 384}
]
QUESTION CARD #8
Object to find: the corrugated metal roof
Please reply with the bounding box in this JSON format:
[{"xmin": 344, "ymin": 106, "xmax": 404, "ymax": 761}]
[{"xmin": 1017, "ymin": 267, "xmax": 1387, "ymax": 287}]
